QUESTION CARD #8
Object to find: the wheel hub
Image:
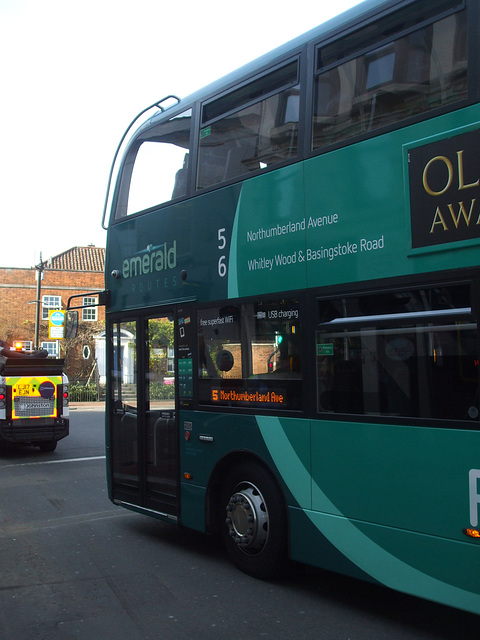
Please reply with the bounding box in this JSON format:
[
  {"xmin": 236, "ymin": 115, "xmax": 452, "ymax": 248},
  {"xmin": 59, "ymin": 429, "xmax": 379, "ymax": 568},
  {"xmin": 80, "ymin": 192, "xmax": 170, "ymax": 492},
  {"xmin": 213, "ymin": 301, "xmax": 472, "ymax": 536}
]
[{"xmin": 225, "ymin": 483, "xmax": 268, "ymax": 555}]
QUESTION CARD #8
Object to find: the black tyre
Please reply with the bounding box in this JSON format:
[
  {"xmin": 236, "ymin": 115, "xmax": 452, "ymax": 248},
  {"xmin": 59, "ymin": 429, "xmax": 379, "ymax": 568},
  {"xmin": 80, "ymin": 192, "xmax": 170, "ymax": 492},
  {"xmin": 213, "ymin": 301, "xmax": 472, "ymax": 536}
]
[
  {"xmin": 220, "ymin": 461, "xmax": 287, "ymax": 579},
  {"xmin": 38, "ymin": 440, "xmax": 57, "ymax": 452}
]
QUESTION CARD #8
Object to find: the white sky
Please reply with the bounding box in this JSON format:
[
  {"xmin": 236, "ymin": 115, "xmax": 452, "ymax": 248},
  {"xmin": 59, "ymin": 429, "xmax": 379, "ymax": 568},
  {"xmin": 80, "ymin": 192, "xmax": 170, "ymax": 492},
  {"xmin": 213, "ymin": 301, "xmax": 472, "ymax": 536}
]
[{"xmin": 0, "ymin": 0, "xmax": 365, "ymax": 268}]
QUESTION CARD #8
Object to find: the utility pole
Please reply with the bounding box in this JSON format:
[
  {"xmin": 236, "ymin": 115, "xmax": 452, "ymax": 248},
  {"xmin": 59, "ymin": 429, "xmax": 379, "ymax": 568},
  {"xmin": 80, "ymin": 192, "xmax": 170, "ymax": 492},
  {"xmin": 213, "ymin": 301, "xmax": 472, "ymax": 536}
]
[{"xmin": 34, "ymin": 252, "xmax": 44, "ymax": 350}]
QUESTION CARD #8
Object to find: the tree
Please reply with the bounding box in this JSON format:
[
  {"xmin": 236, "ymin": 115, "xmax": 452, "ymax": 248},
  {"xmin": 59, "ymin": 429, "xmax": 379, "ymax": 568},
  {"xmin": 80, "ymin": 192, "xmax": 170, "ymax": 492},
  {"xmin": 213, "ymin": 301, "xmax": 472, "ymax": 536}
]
[
  {"xmin": 63, "ymin": 320, "xmax": 105, "ymax": 381},
  {"xmin": 148, "ymin": 317, "xmax": 174, "ymax": 350}
]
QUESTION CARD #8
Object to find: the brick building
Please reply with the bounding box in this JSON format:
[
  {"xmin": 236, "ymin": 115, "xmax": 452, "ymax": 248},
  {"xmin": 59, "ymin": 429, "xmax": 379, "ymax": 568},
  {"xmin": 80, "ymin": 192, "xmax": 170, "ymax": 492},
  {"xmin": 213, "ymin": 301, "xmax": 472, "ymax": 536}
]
[{"xmin": 0, "ymin": 246, "xmax": 105, "ymax": 380}]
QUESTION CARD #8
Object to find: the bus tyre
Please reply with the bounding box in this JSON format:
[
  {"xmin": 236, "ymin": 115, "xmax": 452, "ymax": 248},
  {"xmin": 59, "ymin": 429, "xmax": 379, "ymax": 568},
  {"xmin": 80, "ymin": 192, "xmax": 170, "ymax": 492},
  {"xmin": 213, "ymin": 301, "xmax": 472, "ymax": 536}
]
[{"xmin": 220, "ymin": 462, "xmax": 287, "ymax": 579}]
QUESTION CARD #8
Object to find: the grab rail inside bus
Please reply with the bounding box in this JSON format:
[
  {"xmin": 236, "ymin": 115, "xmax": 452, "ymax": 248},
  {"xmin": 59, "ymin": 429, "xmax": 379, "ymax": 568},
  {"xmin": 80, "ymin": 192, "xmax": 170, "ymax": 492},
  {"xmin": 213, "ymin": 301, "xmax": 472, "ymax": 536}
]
[
  {"xmin": 319, "ymin": 307, "xmax": 473, "ymax": 326},
  {"xmin": 101, "ymin": 95, "xmax": 181, "ymax": 230}
]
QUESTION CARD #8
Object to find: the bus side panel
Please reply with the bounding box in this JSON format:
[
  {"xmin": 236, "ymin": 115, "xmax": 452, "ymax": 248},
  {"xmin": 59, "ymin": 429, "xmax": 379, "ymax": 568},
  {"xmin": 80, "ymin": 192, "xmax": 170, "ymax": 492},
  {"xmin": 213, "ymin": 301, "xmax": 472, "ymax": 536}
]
[
  {"xmin": 254, "ymin": 414, "xmax": 479, "ymax": 614},
  {"xmin": 305, "ymin": 419, "xmax": 479, "ymax": 613},
  {"xmin": 310, "ymin": 421, "xmax": 478, "ymax": 543},
  {"xmin": 288, "ymin": 507, "xmax": 480, "ymax": 615},
  {"xmin": 179, "ymin": 483, "xmax": 208, "ymax": 533}
]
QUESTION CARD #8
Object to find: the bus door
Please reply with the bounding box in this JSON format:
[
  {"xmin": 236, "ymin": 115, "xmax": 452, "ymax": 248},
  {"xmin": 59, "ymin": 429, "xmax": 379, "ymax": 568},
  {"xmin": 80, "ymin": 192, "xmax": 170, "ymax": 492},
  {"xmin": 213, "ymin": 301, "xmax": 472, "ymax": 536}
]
[{"xmin": 110, "ymin": 310, "xmax": 179, "ymax": 517}]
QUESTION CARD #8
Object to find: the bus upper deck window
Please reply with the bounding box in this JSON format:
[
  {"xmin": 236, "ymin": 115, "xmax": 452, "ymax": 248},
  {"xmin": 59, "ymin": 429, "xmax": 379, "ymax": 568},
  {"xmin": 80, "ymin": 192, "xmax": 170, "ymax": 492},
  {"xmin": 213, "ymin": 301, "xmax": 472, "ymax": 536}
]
[
  {"xmin": 313, "ymin": 8, "xmax": 467, "ymax": 149},
  {"xmin": 115, "ymin": 109, "xmax": 192, "ymax": 218},
  {"xmin": 198, "ymin": 61, "xmax": 300, "ymax": 190}
]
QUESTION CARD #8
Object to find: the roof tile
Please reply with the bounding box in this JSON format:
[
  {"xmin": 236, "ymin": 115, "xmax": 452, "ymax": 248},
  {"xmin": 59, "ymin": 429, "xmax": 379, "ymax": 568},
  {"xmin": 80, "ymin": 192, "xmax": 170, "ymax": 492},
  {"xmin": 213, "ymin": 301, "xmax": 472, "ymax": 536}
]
[{"xmin": 45, "ymin": 246, "xmax": 105, "ymax": 272}]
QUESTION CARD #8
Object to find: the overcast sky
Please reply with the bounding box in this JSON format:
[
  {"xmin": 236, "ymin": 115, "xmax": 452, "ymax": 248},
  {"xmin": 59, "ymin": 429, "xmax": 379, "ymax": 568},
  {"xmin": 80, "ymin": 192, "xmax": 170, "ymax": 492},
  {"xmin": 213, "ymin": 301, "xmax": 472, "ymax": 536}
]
[{"xmin": 0, "ymin": 0, "xmax": 365, "ymax": 269}]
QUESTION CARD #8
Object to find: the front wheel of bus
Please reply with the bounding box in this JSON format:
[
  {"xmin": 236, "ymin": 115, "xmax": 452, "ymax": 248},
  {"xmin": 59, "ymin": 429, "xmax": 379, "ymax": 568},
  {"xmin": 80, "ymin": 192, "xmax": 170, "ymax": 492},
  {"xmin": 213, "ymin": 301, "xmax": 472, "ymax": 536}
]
[{"xmin": 220, "ymin": 462, "xmax": 287, "ymax": 579}]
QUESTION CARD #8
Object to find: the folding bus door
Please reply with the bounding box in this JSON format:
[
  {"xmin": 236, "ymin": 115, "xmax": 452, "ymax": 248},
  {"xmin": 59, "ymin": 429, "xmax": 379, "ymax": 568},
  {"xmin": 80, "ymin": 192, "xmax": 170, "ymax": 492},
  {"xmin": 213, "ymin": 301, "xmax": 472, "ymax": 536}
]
[
  {"xmin": 109, "ymin": 311, "xmax": 179, "ymax": 517},
  {"xmin": 144, "ymin": 314, "xmax": 178, "ymax": 514},
  {"xmin": 110, "ymin": 319, "xmax": 140, "ymax": 503}
]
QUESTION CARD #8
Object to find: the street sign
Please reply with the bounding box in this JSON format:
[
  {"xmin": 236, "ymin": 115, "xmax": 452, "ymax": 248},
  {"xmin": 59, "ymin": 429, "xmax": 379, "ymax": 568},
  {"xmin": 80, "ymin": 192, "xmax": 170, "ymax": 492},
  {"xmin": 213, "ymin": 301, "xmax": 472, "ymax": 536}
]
[{"xmin": 49, "ymin": 310, "xmax": 66, "ymax": 339}]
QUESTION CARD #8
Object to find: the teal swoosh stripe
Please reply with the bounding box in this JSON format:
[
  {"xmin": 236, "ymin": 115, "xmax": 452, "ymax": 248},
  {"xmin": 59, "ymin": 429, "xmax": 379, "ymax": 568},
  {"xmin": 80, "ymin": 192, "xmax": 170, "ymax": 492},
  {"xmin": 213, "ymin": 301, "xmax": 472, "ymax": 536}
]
[
  {"xmin": 227, "ymin": 189, "xmax": 242, "ymax": 299},
  {"xmin": 256, "ymin": 414, "xmax": 478, "ymax": 611}
]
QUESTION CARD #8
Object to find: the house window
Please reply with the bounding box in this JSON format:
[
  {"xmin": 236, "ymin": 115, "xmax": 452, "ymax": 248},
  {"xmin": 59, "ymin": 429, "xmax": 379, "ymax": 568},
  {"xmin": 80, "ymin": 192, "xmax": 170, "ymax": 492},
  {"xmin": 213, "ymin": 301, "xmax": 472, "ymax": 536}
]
[
  {"xmin": 82, "ymin": 297, "xmax": 98, "ymax": 321},
  {"xmin": 42, "ymin": 295, "xmax": 61, "ymax": 320},
  {"xmin": 41, "ymin": 341, "xmax": 59, "ymax": 357}
]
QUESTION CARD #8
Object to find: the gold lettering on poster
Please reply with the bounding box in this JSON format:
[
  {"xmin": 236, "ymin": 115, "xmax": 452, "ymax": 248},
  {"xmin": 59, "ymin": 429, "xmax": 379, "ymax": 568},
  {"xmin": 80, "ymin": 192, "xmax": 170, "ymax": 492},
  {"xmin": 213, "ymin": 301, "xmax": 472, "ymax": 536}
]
[{"xmin": 422, "ymin": 149, "xmax": 480, "ymax": 236}]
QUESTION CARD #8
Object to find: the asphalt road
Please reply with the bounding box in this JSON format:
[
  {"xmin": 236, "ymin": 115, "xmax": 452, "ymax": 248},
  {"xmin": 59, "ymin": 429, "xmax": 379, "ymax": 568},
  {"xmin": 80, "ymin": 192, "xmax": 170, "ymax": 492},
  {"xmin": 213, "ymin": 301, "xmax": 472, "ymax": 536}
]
[{"xmin": 0, "ymin": 404, "xmax": 478, "ymax": 639}]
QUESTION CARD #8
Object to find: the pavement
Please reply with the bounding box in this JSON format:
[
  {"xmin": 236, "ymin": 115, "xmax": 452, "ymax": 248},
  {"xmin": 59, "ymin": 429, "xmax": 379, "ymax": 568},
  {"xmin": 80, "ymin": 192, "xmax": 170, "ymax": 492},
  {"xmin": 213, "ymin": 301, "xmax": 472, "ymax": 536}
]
[{"xmin": 69, "ymin": 402, "xmax": 105, "ymax": 411}]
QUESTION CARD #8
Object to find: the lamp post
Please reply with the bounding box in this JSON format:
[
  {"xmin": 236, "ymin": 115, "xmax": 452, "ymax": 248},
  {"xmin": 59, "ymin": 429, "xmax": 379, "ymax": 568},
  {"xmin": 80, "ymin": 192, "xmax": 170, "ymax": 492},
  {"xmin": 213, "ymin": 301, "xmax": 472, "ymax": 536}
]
[{"xmin": 34, "ymin": 252, "xmax": 44, "ymax": 350}]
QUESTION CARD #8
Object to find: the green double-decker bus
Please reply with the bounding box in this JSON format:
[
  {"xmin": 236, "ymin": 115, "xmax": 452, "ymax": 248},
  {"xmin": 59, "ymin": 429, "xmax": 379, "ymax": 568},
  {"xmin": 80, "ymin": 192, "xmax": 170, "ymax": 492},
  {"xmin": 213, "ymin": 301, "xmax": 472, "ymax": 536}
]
[{"xmin": 102, "ymin": 0, "xmax": 480, "ymax": 614}]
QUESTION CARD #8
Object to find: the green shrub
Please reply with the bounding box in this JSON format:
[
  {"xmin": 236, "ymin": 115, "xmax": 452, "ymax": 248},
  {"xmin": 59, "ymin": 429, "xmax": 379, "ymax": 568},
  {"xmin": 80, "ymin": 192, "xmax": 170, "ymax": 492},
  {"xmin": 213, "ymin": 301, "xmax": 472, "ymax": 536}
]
[
  {"xmin": 149, "ymin": 381, "xmax": 175, "ymax": 400},
  {"xmin": 69, "ymin": 382, "xmax": 98, "ymax": 402}
]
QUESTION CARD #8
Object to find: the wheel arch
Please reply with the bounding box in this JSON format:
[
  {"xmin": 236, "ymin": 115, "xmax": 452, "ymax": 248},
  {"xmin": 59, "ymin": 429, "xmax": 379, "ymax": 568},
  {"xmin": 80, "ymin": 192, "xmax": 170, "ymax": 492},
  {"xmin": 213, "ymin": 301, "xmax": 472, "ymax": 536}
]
[{"xmin": 205, "ymin": 449, "xmax": 288, "ymax": 535}]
